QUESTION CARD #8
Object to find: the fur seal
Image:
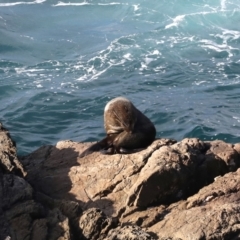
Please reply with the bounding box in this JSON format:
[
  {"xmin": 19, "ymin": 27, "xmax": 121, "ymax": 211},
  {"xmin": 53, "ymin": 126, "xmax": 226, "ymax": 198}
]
[{"xmin": 79, "ymin": 97, "xmax": 156, "ymax": 157}]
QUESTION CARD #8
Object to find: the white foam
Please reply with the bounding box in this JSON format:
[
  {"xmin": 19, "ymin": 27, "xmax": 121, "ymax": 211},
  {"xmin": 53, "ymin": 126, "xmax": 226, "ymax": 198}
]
[
  {"xmin": 15, "ymin": 67, "xmax": 26, "ymax": 74},
  {"xmin": 77, "ymin": 66, "xmax": 110, "ymax": 81},
  {"xmin": 76, "ymin": 37, "xmax": 134, "ymax": 81},
  {"xmin": 200, "ymin": 39, "xmax": 235, "ymax": 57},
  {"xmin": 133, "ymin": 4, "xmax": 140, "ymax": 11},
  {"xmin": 0, "ymin": 0, "xmax": 46, "ymax": 7},
  {"xmin": 203, "ymin": 4, "xmax": 217, "ymax": 11},
  {"xmin": 26, "ymin": 73, "xmax": 37, "ymax": 77},
  {"xmin": 98, "ymin": 2, "xmax": 121, "ymax": 6},
  {"xmin": 220, "ymin": 0, "xmax": 226, "ymax": 11},
  {"xmin": 156, "ymin": 40, "xmax": 165, "ymax": 44},
  {"xmin": 233, "ymin": 116, "xmax": 240, "ymax": 122},
  {"xmin": 152, "ymin": 50, "xmax": 160, "ymax": 55},
  {"xmin": 216, "ymin": 62, "xmax": 225, "ymax": 66},
  {"xmin": 165, "ymin": 10, "xmax": 220, "ymax": 29},
  {"xmin": 20, "ymin": 35, "xmax": 34, "ymax": 40},
  {"xmin": 139, "ymin": 62, "xmax": 147, "ymax": 71},
  {"xmin": 165, "ymin": 15, "xmax": 185, "ymax": 29},
  {"xmin": 53, "ymin": 1, "xmax": 91, "ymax": 7},
  {"xmin": 194, "ymin": 81, "xmax": 207, "ymax": 85},
  {"xmin": 145, "ymin": 57, "xmax": 153, "ymax": 64},
  {"xmin": 53, "ymin": 1, "xmax": 121, "ymax": 7},
  {"xmin": 221, "ymin": 28, "xmax": 240, "ymax": 41},
  {"xmin": 123, "ymin": 53, "xmax": 132, "ymax": 60}
]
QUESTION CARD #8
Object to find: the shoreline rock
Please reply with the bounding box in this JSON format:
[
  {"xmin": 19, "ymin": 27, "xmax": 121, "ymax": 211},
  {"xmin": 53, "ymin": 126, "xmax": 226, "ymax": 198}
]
[{"xmin": 1, "ymin": 123, "xmax": 240, "ymax": 239}]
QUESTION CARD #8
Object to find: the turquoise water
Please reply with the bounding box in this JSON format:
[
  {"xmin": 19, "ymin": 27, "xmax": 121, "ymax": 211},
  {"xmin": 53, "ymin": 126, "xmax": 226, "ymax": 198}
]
[{"xmin": 1, "ymin": 0, "xmax": 240, "ymax": 155}]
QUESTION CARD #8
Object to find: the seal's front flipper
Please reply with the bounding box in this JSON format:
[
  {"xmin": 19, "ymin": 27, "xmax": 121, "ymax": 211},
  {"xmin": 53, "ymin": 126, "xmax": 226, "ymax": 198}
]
[
  {"xmin": 79, "ymin": 136, "xmax": 112, "ymax": 158},
  {"xmin": 79, "ymin": 142, "xmax": 102, "ymax": 158}
]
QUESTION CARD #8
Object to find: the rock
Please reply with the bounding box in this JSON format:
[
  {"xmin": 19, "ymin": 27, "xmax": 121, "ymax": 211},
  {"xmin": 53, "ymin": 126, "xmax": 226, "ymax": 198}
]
[
  {"xmin": 79, "ymin": 208, "xmax": 116, "ymax": 240},
  {"xmin": 0, "ymin": 124, "xmax": 72, "ymax": 240},
  {"xmin": 148, "ymin": 169, "xmax": 240, "ymax": 240},
  {"xmin": 207, "ymin": 140, "xmax": 240, "ymax": 171},
  {"xmin": 106, "ymin": 225, "xmax": 155, "ymax": 240},
  {"xmin": 2, "ymin": 174, "xmax": 32, "ymax": 210},
  {"xmin": 0, "ymin": 123, "xmax": 25, "ymax": 176},
  {"xmin": 0, "ymin": 174, "xmax": 73, "ymax": 240},
  {"xmin": 1, "ymin": 121, "xmax": 240, "ymax": 239},
  {"xmin": 119, "ymin": 205, "xmax": 167, "ymax": 228},
  {"xmin": 125, "ymin": 138, "xmax": 209, "ymax": 208},
  {"xmin": 21, "ymin": 137, "xmax": 240, "ymax": 239},
  {"xmin": 21, "ymin": 138, "xmax": 176, "ymax": 215}
]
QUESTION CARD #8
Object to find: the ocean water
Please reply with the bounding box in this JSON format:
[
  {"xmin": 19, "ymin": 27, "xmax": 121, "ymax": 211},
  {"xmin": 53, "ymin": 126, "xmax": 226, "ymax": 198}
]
[{"xmin": 1, "ymin": 0, "xmax": 240, "ymax": 156}]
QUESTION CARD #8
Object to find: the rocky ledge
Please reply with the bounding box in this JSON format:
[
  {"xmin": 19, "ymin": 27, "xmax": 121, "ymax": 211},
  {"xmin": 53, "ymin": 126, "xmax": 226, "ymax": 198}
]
[{"xmin": 0, "ymin": 123, "xmax": 240, "ymax": 240}]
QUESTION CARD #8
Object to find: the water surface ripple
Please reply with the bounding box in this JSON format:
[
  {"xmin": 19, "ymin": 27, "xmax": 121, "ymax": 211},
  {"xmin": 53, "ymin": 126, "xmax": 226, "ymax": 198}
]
[{"xmin": 1, "ymin": 0, "xmax": 240, "ymax": 155}]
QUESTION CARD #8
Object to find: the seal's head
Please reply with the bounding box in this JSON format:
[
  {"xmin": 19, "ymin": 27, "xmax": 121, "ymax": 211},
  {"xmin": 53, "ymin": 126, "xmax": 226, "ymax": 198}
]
[{"xmin": 104, "ymin": 97, "xmax": 137, "ymax": 134}]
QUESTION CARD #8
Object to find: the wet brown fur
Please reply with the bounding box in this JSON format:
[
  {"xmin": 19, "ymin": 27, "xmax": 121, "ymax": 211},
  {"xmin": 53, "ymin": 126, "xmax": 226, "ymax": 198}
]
[{"xmin": 79, "ymin": 97, "xmax": 156, "ymax": 158}]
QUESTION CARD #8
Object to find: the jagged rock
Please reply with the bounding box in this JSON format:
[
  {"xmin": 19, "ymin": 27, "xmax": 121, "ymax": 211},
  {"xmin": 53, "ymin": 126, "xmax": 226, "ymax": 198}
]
[
  {"xmin": 1, "ymin": 122, "xmax": 240, "ymax": 239},
  {"xmin": 106, "ymin": 225, "xmax": 155, "ymax": 240},
  {"xmin": 0, "ymin": 124, "xmax": 72, "ymax": 240},
  {"xmin": 2, "ymin": 174, "xmax": 32, "ymax": 210},
  {"xmin": 119, "ymin": 205, "xmax": 167, "ymax": 228},
  {"xmin": 125, "ymin": 138, "xmax": 209, "ymax": 207},
  {"xmin": 148, "ymin": 169, "xmax": 240, "ymax": 240},
  {"xmin": 22, "ymin": 137, "xmax": 239, "ymax": 214},
  {"xmin": 21, "ymin": 138, "xmax": 177, "ymax": 215},
  {"xmin": 0, "ymin": 174, "xmax": 72, "ymax": 240},
  {"xmin": 207, "ymin": 140, "xmax": 240, "ymax": 171},
  {"xmin": 79, "ymin": 208, "xmax": 115, "ymax": 240},
  {"xmin": 21, "ymin": 136, "xmax": 240, "ymax": 239},
  {"xmin": 0, "ymin": 123, "xmax": 25, "ymax": 176}
]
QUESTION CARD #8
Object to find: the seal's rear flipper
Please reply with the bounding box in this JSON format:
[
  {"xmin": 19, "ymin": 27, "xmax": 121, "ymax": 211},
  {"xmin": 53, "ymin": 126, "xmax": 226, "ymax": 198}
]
[
  {"xmin": 100, "ymin": 147, "xmax": 115, "ymax": 155},
  {"xmin": 118, "ymin": 147, "xmax": 145, "ymax": 154}
]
